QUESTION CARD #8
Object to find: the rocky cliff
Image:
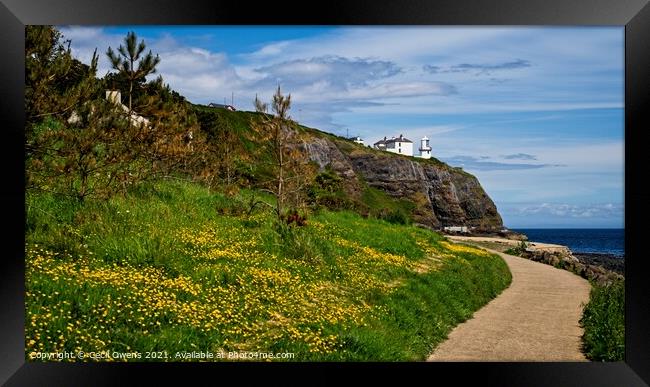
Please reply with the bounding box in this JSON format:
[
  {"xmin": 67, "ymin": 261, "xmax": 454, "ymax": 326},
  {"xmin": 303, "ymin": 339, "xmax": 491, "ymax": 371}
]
[
  {"xmin": 303, "ymin": 135, "xmax": 503, "ymax": 231},
  {"xmin": 194, "ymin": 107, "xmax": 503, "ymax": 231}
]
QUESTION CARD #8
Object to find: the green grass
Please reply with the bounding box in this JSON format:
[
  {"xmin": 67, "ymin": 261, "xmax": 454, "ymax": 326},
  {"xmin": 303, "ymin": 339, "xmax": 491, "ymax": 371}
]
[
  {"xmin": 26, "ymin": 179, "xmax": 511, "ymax": 361},
  {"xmin": 580, "ymin": 279, "xmax": 625, "ymax": 361},
  {"xmin": 360, "ymin": 186, "xmax": 415, "ymax": 225}
]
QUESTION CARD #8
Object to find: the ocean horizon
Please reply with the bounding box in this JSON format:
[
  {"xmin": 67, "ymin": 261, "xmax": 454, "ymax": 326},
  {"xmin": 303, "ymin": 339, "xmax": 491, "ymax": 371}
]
[{"xmin": 511, "ymin": 228, "xmax": 624, "ymax": 258}]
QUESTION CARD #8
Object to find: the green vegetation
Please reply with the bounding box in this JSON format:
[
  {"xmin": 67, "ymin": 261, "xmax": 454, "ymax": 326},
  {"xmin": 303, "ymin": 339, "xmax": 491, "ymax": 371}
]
[
  {"xmin": 191, "ymin": 104, "xmax": 460, "ymax": 223},
  {"xmin": 360, "ymin": 186, "xmax": 415, "ymax": 225},
  {"xmin": 26, "ymin": 179, "xmax": 511, "ymax": 361},
  {"xmin": 106, "ymin": 31, "xmax": 161, "ymax": 112},
  {"xmin": 24, "ymin": 25, "xmax": 624, "ymax": 363},
  {"xmin": 504, "ymin": 240, "xmax": 529, "ymax": 256},
  {"xmin": 580, "ymin": 279, "xmax": 625, "ymax": 361},
  {"xmin": 26, "ymin": 26, "xmax": 199, "ymax": 201},
  {"xmin": 307, "ymin": 168, "xmax": 355, "ymax": 211}
]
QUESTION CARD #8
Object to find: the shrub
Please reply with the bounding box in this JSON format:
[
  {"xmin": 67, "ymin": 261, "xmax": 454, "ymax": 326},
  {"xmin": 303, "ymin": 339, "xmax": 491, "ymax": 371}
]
[
  {"xmin": 274, "ymin": 221, "xmax": 321, "ymax": 264},
  {"xmin": 212, "ymin": 194, "xmax": 247, "ymax": 216},
  {"xmin": 378, "ymin": 208, "xmax": 411, "ymax": 225},
  {"xmin": 580, "ymin": 279, "xmax": 625, "ymax": 361},
  {"xmin": 308, "ymin": 170, "xmax": 355, "ymax": 211},
  {"xmin": 504, "ymin": 240, "xmax": 529, "ymax": 256}
]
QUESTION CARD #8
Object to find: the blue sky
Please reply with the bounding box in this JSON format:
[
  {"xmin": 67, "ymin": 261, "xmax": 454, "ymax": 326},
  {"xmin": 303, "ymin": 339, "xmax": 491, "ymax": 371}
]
[{"xmin": 59, "ymin": 26, "xmax": 625, "ymax": 228}]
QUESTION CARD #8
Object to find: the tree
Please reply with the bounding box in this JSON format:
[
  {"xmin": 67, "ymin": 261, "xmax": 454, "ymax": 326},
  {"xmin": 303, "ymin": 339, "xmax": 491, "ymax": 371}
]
[
  {"xmin": 25, "ymin": 25, "xmax": 103, "ymax": 196},
  {"xmin": 251, "ymin": 86, "xmax": 316, "ymax": 221},
  {"xmin": 26, "ymin": 26, "xmax": 197, "ymax": 201},
  {"xmin": 254, "ymin": 93, "xmax": 268, "ymax": 114},
  {"xmin": 106, "ymin": 31, "xmax": 160, "ymax": 112},
  {"xmin": 192, "ymin": 104, "xmax": 251, "ymax": 194},
  {"xmin": 136, "ymin": 77, "xmax": 202, "ymax": 179},
  {"xmin": 214, "ymin": 117, "xmax": 239, "ymax": 187},
  {"xmin": 25, "ymin": 25, "xmax": 98, "ymax": 129}
]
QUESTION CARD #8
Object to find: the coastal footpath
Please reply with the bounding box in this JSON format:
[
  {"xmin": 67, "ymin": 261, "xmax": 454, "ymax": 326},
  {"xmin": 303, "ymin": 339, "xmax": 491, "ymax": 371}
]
[{"xmin": 428, "ymin": 247, "xmax": 591, "ymax": 361}]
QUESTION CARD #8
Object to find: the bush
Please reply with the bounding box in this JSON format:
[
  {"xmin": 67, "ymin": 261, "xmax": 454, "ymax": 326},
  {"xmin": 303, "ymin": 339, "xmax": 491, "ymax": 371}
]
[
  {"xmin": 307, "ymin": 170, "xmax": 355, "ymax": 211},
  {"xmin": 504, "ymin": 240, "xmax": 529, "ymax": 256},
  {"xmin": 378, "ymin": 208, "xmax": 411, "ymax": 225},
  {"xmin": 212, "ymin": 194, "xmax": 247, "ymax": 216},
  {"xmin": 580, "ymin": 279, "xmax": 625, "ymax": 361},
  {"xmin": 274, "ymin": 221, "xmax": 321, "ymax": 264}
]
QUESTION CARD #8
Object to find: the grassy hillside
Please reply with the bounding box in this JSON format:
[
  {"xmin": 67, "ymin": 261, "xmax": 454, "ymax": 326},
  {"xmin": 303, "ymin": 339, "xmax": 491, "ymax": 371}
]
[
  {"xmin": 193, "ymin": 104, "xmax": 424, "ymax": 225},
  {"xmin": 26, "ymin": 179, "xmax": 511, "ymax": 361},
  {"xmin": 192, "ymin": 105, "xmax": 498, "ymax": 230},
  {"xmin": 195, "ymin": 104, "xmax": 453, "ymax": 168}
]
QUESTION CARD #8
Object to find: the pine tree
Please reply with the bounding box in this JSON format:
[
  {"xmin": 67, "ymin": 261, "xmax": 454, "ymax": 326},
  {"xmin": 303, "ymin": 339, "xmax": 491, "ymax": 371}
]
[
  {"xmin": 25, "ymin": 25, "xmax": 98, "ymax": 129},
  {"xmin": 106, "ymin": 31, "xmax": 160, "ymax": 112},
  {"xmin": 25, "ymin": 25, "xmax": 101, "ymax": 196},
  {"xmin": 26, "ymin": 26, "xmax": 196, "ymax": 200}
]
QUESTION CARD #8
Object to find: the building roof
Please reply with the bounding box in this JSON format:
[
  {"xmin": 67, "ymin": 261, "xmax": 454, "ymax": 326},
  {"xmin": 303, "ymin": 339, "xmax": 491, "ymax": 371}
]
[
  {"xmin": 208, "ymin": 103, "xmax": 236, "ymax": 110},
  {"xmin": 374, "ymin": 134, "xmax": 412, "ymax": 146},
  {"xmin": 395, "ymin": 134, "xmax": 412, "ymax": 143}
]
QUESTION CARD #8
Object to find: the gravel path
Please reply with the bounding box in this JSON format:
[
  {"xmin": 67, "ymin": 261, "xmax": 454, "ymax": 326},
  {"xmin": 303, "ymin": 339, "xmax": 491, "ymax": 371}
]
[{"xmin": 428, "ymin": 248, "xmax": 592, "ymax": 361}]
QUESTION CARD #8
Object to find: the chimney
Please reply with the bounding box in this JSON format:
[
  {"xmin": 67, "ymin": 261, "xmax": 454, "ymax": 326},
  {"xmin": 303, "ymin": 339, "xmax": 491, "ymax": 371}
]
[{"xmin": 106, "ymin": 90, "xmax": 121, "ymax": 105}]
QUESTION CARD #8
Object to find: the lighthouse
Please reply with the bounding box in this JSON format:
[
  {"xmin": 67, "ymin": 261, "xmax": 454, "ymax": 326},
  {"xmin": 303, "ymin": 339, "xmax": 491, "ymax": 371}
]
[{"xmin": 419, "ymin": 136, "xmax": 432, "ymax": 159}]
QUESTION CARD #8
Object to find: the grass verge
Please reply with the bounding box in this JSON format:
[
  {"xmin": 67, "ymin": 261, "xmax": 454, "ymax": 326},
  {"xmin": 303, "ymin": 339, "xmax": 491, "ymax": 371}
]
[
  {"xmin": 25, "ymin": 179, "xmax": 511, "ymax": 361},
  {"xmin": 580, "ymin": 279, "xmax": 625, "ymax": 361}
]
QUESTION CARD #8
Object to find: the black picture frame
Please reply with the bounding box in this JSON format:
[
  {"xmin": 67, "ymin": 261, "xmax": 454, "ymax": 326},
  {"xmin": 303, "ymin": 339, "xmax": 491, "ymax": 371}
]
[{"xmin": 1, "ymin": 0, "xmax": 648, "ymax": 385}]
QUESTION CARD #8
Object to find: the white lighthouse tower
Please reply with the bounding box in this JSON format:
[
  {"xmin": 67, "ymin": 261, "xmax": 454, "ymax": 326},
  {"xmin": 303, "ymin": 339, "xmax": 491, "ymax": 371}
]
[{"xmin": 419, "ymin": 136, "xmax": 432, "ymax": 159}]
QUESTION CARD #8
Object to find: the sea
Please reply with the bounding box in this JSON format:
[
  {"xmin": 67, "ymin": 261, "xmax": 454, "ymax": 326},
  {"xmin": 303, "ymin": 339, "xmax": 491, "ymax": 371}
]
[{"xmin": 511, "ymin": 228, "xmax": 625, "ymax": 258}]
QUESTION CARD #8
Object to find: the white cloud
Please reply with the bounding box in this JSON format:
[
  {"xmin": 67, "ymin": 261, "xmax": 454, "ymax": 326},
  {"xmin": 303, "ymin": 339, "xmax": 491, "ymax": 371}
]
[
  {"xmin": 514, "ymin": 203, "xmax": 623, "ymax": 218},
  {"xmin": 244, "ymin": 27, "xmax": 517, "ymax": 64},
  {"xmin": 254, "ymin": 56, "xmax": 402, "ymax": 87},
  {"xmin": 60, "ymin": 26, "xmax": 623, "ymax": 128},
  {"xmin": 247, "ymin": 41, "xmax": 291, "ymax": 59},
  {"xmin": 57, "ymin": 25, "xmax": 624, "ymax": 227},
  {"xmin": 343, "ymin": 82, "xmax": 455, "ymax": 100},
  {"xmin": 59, "ymin": 26, "xmax": 247, "ymax": 103}
]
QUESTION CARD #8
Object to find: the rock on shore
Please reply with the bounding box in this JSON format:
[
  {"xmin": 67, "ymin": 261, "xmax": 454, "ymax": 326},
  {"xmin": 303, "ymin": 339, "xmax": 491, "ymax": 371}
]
[
  {"xmin": 572, "ymin": 253, "xmax": 624, "ymax": 275},
  {"xmin": 445, "ymin": 235, "xmax": 624, "ymax": 285},
  {"xmin": 519, "ymin": 247, "xmax": 623, "ymax": 285}
]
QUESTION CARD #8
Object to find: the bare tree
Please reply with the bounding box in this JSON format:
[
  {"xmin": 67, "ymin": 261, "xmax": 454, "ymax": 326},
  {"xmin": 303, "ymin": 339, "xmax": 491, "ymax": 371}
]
[{"xmin": 251, "ymin": 86, "xmax": 315, "ymax": 221}]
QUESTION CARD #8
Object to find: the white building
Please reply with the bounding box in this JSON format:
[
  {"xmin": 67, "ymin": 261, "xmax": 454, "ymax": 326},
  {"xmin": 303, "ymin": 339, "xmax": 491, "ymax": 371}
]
[
  {"xmin": 350, "ymin": 136, "xmax": 364, "ymax": 145},
  {"xmin": 208, "ymin": 102, "xmax": 236, "ymax": 111},
  {"xmin": 416, "ymin": 136, "xmax": 432, "ymax": 159},
  {"xmin": 373, "ymin": 134, "xmax": 433, "ymax": 159},
  {"xmin": 443, "ymin": 226, "xmax": 469, "ymax": 233},
  {"xmin": 68, "ymin": 90, "xmax": 150, "ymax": 127},
  {"xmin": 373, "ymin": 134, "xmax": 413, "ymax": 156},
  {"xmin": 106, "ymin": 90, "xmax": 150, "ymax": 127}
]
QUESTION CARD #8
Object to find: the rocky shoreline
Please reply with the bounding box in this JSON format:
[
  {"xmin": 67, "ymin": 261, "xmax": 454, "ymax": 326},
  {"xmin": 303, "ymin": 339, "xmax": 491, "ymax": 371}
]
[
  {"xmin": 572, "ymin": 252, "xmax": 624, "ymax": 275},
  {"xmin": 518, "ymin": 248, "xmax": 624, "ymax": 286},
  {"xmin": 444, "ymin": 235, "xmax": 624, "ymax": 286}
]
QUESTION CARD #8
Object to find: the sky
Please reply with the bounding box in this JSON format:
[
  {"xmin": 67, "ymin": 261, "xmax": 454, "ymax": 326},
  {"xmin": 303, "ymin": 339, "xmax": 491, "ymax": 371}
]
[{"xmin": 58, "ymin": 26, "xmax": 625, "ymax": 228}]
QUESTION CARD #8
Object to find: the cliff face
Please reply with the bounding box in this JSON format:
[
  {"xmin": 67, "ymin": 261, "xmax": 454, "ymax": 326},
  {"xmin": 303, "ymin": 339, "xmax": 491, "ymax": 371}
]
[
  {"xmin": 193, "ymin": 107, "xmax": 503, "ymax": 230},
  {"xmin": 304, "ymin": 136, "xmax": 503, "ymax": 230}
]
